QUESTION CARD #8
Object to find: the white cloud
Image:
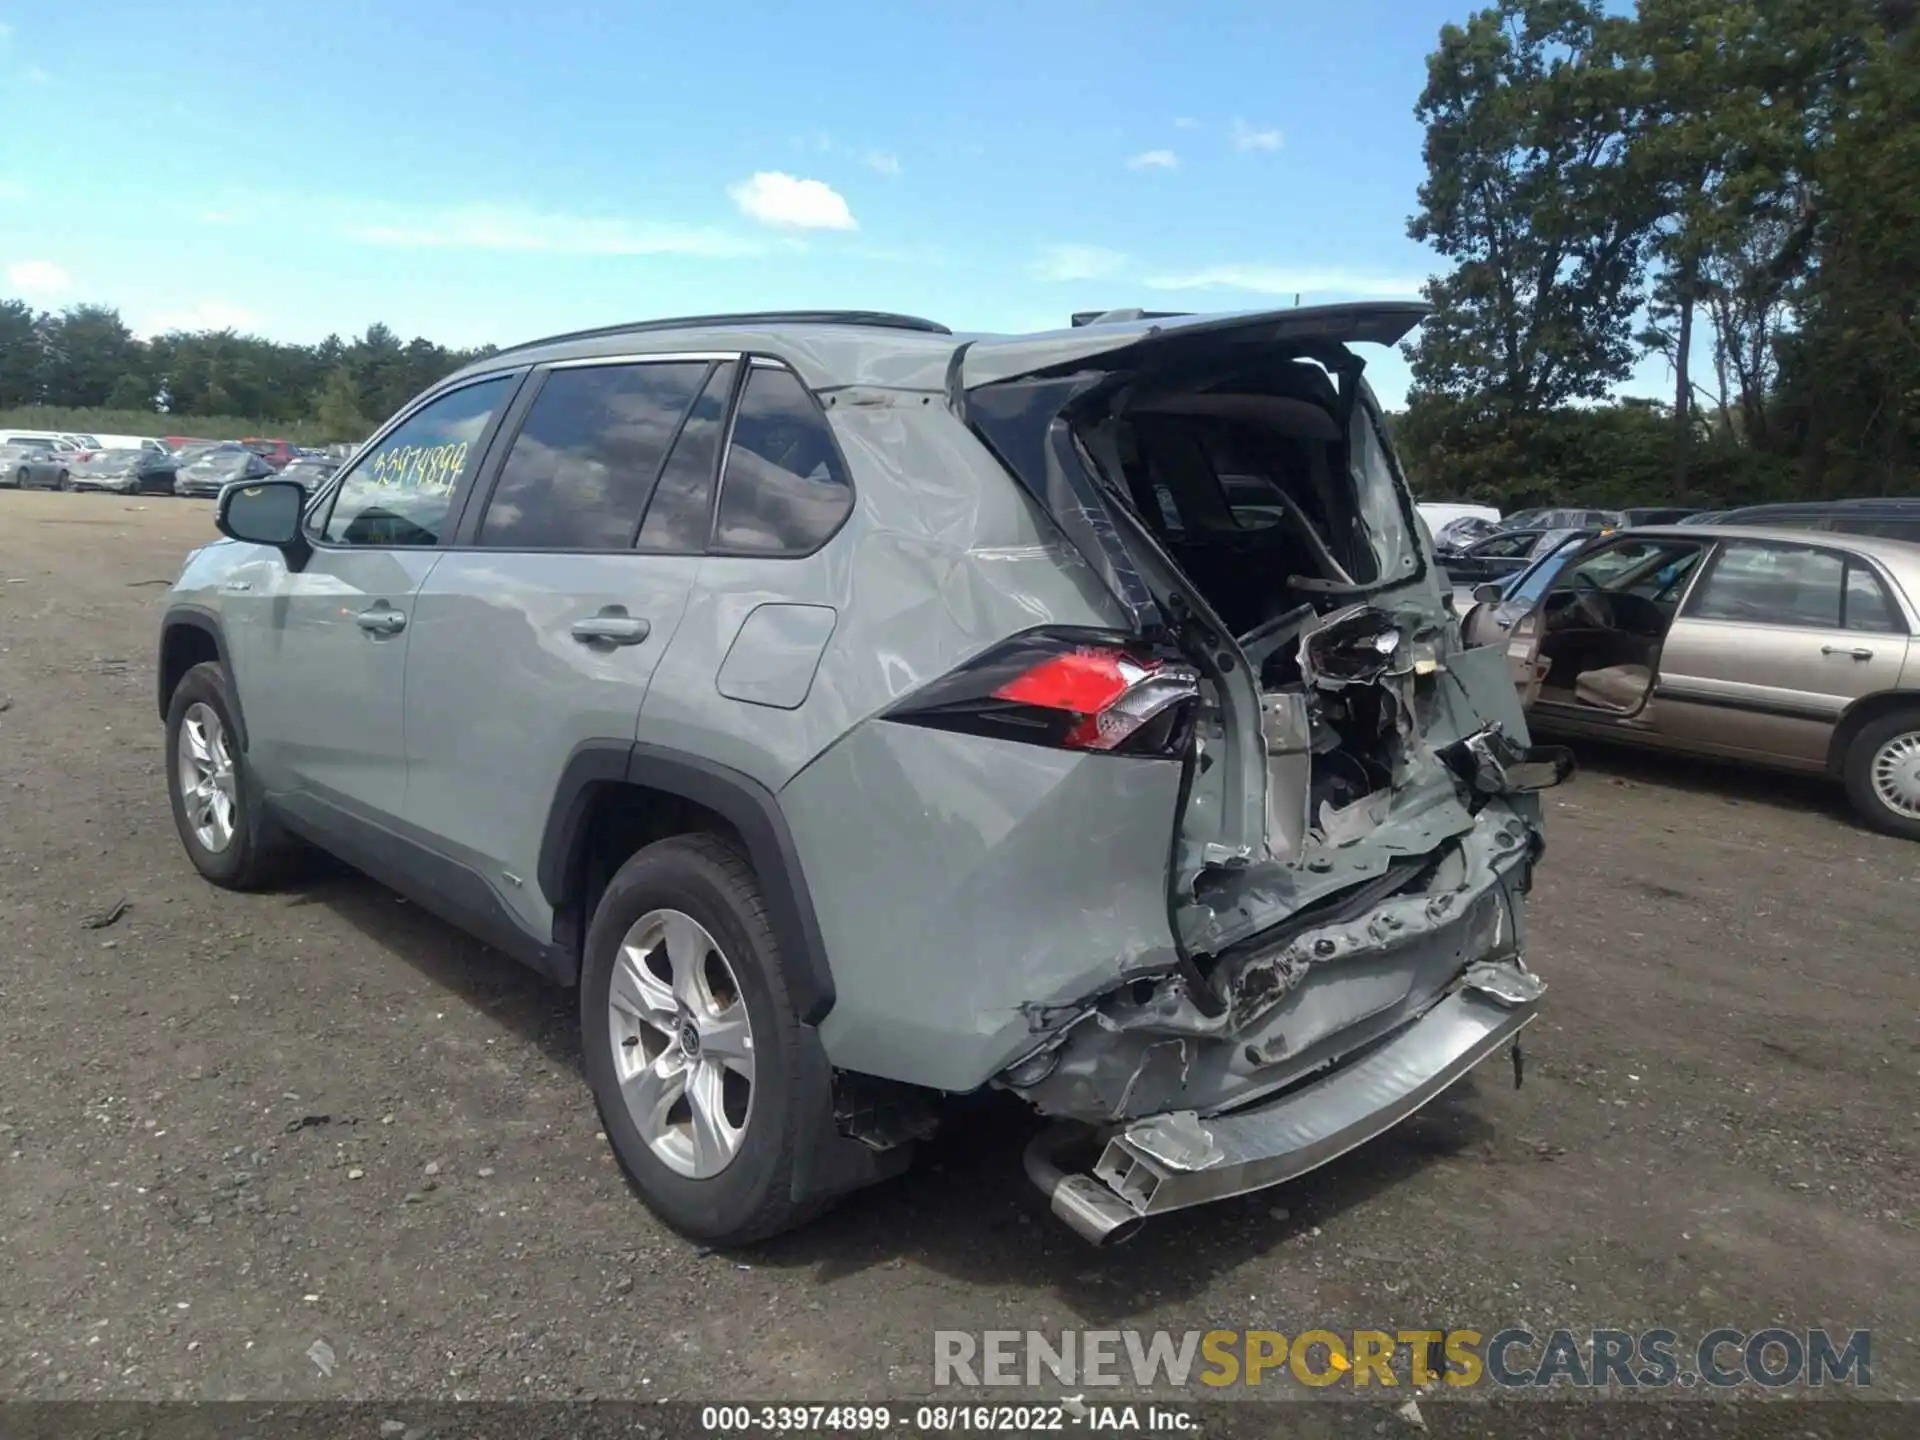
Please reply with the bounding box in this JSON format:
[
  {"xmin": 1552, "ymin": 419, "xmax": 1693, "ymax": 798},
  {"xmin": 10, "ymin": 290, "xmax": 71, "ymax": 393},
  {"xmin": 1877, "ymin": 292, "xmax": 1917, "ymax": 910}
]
[
  {"xmin": 0, "ymin": 179, "xmax": 27, "ymax": 201},
  {"xmin": 22, "ymin": 64, "xmax": 52, "ymax": 85},
  {"xmin": 1144, "ymin": 264, "xmax": 1424, "ymax": 297},
  {"xmin": 1126, "ymin": 149, "xmax": 1180, "ymax": 171},
  {"xmin": 6, "ymin": 259, "xmax": 69, "ymax": 296},
  {"xmin": 727, "ymin": 172, "xmax": 857, "ymax": 231},
  {"xmin": 1032, "ymin": 244, "xmax": 1129, "ymax": 283},
  {"xmin": 1231, "ymin": 119, "xmax": 1284, "ymax": 152},
  {"xmin": 0, "ymin": 20, "xmax": 13, "ymax": 43},
  {"xmin": 863, "ymin": 150, "xmax": 902, "ymax": 177},
  {"xmin": 143, "ymin": 301, "xmax": 260, "ymax": 335},
  {"xmin": 1173, "ymin": 116, "xmax": 1200, "ymax": 130},
  {"xmin": 339, "ymin": 203, "xmax": 764, "ymax": 257}
]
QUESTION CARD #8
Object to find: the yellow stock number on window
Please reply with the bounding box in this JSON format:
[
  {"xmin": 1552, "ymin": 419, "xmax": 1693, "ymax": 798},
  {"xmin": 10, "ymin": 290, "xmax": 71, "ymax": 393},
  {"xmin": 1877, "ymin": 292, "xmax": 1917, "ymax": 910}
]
[{"xmin": 367, "ymin": 440, "xmax": 469, "ymax": 494}]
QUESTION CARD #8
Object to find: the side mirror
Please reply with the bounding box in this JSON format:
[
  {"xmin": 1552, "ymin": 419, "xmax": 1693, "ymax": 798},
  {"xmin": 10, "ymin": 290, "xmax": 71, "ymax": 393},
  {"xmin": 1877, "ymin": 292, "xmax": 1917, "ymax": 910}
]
[
  {"xmin": 1472, "ymin": 581, "xmax": 1505, "ymax": 605},
  {"xmin": 217, "ymin": 478, "xmax": 310, "ymax": 565}
]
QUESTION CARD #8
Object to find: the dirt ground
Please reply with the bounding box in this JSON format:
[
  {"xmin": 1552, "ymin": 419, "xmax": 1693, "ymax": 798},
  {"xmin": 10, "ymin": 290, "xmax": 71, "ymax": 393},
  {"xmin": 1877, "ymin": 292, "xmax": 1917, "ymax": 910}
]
[{"xmin": 1, "ymin": 486, "xmax": 1916, "ymax": 1408}]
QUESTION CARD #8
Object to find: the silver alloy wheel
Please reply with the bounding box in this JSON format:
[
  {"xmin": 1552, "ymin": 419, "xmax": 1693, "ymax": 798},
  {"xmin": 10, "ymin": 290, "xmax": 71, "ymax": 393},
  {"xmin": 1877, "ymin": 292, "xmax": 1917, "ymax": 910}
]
[
  {"xmin": 607, "ymin": 908, "xmax": 756, "ymax": 1179},
  {"xmin": 177, "ymin": 702, "xmax": 238, "ymax": 853},
  {"xmin": 1869, "ymin": 729, "xmax": 1920, "ymax": 820}
]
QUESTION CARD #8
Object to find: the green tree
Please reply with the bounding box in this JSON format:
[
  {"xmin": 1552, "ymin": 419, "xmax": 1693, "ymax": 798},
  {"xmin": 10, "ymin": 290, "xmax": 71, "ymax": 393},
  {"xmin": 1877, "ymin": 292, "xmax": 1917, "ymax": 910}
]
[
  {"xmin": 0, "ymin": 299, "xmax": 40, "ymax": 406},
  {"xmin": 35, "ymin": 305, "xmax": 143, "ymax": 409},
  {"xmin": 1405, "ymin": 0, "xmax": 1656, "ymax": 420},
  {"xmin": 315, "ymin": 366, "xmax": 369, "ymax": 441}
]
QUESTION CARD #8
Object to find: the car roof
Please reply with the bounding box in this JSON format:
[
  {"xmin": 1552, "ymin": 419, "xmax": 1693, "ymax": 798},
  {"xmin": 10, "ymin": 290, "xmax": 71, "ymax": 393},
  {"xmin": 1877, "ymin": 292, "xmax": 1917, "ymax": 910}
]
[
  {"xmin": 1625, "ymin": 523, "xmax": 1920, "ymax": 585},
  {"xmin": 440, "ymin": 302, "xmax": 1432, "ymax": 396}
]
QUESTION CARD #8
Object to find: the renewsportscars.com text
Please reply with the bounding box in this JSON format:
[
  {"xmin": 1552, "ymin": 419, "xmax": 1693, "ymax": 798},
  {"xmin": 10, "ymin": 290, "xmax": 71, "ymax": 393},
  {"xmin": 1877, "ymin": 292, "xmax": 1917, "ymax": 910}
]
[{"xmin": 933, "ymin": 1327, "xmax": 1871, "ymax": 1390}]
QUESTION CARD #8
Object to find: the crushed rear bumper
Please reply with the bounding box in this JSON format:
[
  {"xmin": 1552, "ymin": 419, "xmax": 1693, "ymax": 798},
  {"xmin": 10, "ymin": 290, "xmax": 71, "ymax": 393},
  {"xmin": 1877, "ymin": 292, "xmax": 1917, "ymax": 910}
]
[{"xmin": 1025, "ymin": 960, "xmax": 1540, "ymax": 1243}]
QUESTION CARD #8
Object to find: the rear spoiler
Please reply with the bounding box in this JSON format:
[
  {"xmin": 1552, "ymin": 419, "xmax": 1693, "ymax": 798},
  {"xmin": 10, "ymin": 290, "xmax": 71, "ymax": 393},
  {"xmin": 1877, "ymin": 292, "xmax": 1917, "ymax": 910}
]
[
  {"xmin": 1069, "ymin": 309, "xmax": 1193, "ymax": 327},
  {"xmin": 965, "ymin": 302, "xmax": 1431, "ymax": 389}
]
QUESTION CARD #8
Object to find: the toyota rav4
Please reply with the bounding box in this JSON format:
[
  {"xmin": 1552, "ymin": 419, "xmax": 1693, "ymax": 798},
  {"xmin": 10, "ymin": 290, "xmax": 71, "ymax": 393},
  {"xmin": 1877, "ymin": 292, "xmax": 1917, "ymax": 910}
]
[{"xmin": 156, "ymin": 305, "xmax": 1566, "ymax": 1247}]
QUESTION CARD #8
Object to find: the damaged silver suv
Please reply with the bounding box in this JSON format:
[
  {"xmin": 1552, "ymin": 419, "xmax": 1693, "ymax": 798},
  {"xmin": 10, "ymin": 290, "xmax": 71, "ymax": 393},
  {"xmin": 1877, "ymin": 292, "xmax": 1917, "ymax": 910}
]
[{"xmin": 156, "ymin": 305, "xmax": 1566, "ymax": 1247}]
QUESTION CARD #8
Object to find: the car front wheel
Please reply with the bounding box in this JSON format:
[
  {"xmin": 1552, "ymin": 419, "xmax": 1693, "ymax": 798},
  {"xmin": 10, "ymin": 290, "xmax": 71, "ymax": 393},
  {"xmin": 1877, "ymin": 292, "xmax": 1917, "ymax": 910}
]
[
  {"xmin": 581, "ymin": 834, "xmax": 823, "ymax": 1246},
  {"xmin": 1844, "ymin": 709, "xmax": 1920, "ymax": 841},
  {"xmin": 165, "ymin": 661, "xmax": 299, "ymax": 887},
  {"xmin": 56, "ymin": 471, "xmax": 72, "ymax": 490}
]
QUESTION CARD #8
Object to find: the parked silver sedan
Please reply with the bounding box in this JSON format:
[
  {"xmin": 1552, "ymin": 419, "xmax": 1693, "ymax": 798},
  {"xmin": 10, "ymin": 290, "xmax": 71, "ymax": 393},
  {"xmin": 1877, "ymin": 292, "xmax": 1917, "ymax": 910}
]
[
  {"xmin": 0, "ymin": 440, "xmax": 69, "ymax": 490},
  {"xmin": 1467, "ymin": 525, "xmax": 1920, "ymax": 838}
]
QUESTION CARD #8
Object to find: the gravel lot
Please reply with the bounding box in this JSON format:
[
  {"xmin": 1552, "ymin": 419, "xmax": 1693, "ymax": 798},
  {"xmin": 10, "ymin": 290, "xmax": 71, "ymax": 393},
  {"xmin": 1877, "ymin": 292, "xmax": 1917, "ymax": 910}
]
[{"xmin": 2, "ymin": 487, "xmax": 1916, "ymax": 1408}]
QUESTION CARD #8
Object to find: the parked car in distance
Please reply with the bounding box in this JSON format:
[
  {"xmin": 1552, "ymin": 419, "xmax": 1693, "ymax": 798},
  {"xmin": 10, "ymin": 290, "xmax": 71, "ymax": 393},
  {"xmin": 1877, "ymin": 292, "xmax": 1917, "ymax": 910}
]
[
  {"xmin": 1676, "ymin": 510, "xmax": 1728, "ymax": 525},
  {"xmin": 1434, "ymin": 514, "xmax": 1502, "ymax": 550},
  {"xmin": 1477, "ymin": 524, "xmax": 1920, "ymax": 838},
  {"xmin": 1621, "ymin": 506, "xmax": 1700, "ymax": 526},
  {"xmin": 1712, "ymin": 498, "xmax": 1920, "ymax": 544},
  {"xmin": 1453, "ymin": 529, "xmax": 1602, "ymax": 624},
  {"xmin": 88, "ymin": 432, "xmax": 173, "ymax": 455},
  {"xmin": 173, "ymin": 443, "xmax": 274, "ymax": 497},
  {"xmin": 157, "ymin": 302, "xmax": 1563, "ymax": 1249},
  {"xmin": 241, "ymin": 437, "xmax": 297, "ymax": 470},
  {"xmin": 0, "ymin": 440, "xmax": 70, "ymax": 489},
  {"xmin": 277, "ymin": 455, "xmax": 339, "ymax": 494},
  {"xmin": 1498, "ymin": 507, "xmax": 1625, "ymax": 532},
  {"xmin": 1441, "ymin": 525, "xmax": 1591, "ymax": 586},
  {"xmin": 1, "ymin": 430, "xmax": 83, "ymax": 459},
  {"xmin": 1417, "ymin": 501, "xmax": 1501, "ymax": 535},
  {"xmin": 67, "ymin": 447, "xmax": 181, "ymax": 495}
]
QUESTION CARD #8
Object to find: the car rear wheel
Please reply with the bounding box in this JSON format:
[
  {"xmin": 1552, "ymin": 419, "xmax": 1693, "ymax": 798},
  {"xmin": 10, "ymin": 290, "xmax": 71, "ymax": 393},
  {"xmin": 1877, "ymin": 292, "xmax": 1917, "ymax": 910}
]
[
  {"xmin": 1843, "ymin": 710, "xmax": 1920, "ymax": 841},
  {"xmin": 164, "ymin": 661, "xmax": 301, "ymax": 887},
  {"xmin": 57, "ymin": 471, "xmax": 72, "ymax": 490},
  {"xmin": 581, "ymin": 833, "xmax": 823, "ymax": 1246}
]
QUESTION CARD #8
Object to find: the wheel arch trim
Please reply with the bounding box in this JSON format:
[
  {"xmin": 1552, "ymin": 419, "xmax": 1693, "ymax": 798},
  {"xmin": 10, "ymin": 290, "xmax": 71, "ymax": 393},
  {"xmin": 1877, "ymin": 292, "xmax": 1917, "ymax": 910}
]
[
  {"xmin": 158, "ymin": 607, "xmax": 246, "ymax": 750},
  {"xmin": 1826, "ymin": 689, "xmax": 1920, "ymax": 775},
  {"xmin": 538, "ymin": 740, "xmax": 836, "ymax": 1024}
]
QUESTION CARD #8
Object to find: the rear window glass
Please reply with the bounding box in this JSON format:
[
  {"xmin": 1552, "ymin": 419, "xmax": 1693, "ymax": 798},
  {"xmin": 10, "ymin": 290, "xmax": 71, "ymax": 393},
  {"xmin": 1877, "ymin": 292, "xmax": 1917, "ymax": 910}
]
[
  {"xmin": 711, "ymin": 365, "xmax": 852, "ymax": 556},
  {"xmin": 1690, "ymin": 542, "xmax": 1845, "ymax": 628},
  {"xmin": 636, "ymin": 361, "xmax": 736, "ymax": 554},
  {"xmin": 1844, "ymin": 564, "xmax": 1901, "ymax": 633},
  {"xmin": 477, "ymin": 361, "xmax": 707, "ymax": 550}
]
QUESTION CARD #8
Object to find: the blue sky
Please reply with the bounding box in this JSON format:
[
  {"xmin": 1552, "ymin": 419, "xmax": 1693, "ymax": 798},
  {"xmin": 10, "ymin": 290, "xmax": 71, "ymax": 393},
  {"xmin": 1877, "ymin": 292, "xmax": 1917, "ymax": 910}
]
[{"xmin": 0, "ymin": 0, "xmax": 1675, "ymax": 410}]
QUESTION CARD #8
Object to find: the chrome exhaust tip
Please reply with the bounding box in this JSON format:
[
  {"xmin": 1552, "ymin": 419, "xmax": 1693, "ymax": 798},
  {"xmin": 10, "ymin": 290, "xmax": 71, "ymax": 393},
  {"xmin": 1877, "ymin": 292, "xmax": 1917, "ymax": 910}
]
[{"xmin": 1023, "ymin": 1123, "xmax": 1146, "ymax": 1247}]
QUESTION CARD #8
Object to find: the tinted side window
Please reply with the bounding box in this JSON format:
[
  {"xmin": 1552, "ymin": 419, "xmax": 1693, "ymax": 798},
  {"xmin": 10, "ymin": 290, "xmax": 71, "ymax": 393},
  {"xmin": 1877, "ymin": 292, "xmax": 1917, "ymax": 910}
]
[
  {"xmin": 1688, "ymin": 542, "xmax": 1845, "ymax": 628},
  {"xmin": 1844, "ymin": 563, "xmax": 1901, "ymax": 633},
  {"xmin": 636, "ymin": 361, "xmax": 736, "ymax": 554},
  {"xmin": 477, "ymin": 362, "xmax": 706, "ymax": 550},
  {"xmin": 321, "ymin": 376, "xmax": 512, "ymax": 547},
  {"xmin": 711, "ymin": 365, "xmax": 853, "ymax": 557}
]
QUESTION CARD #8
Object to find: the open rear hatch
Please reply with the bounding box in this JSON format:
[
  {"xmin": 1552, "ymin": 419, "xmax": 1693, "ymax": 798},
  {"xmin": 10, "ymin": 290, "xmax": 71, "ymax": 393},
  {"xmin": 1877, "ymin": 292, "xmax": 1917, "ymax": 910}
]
[{"xmin": 958, "ymin": 304, "xmax": 1568, "ymax": 987}]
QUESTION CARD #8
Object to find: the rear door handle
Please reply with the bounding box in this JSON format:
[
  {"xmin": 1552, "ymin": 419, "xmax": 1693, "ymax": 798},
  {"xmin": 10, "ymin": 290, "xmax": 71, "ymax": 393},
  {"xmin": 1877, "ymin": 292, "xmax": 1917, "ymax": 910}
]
[
  {"xmin": 355, "ymin": 606, "xmax": 406, "ymax": 636},
  {"xmin": 1821, "ymin": 645, "xmax": 1873, "ymax": 661},
  {"xmin": 571, "ymin": 611, "xmax": 651, "ymax": 646}
]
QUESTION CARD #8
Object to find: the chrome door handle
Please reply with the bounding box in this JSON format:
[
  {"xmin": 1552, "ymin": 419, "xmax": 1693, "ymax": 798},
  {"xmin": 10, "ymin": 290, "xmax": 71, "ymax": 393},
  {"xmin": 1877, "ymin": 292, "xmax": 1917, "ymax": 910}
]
[
  {"xmin": 570, "ymin": 612, "xmax": 651, "ymax": 646},
  {"xmin": 1821, "ymin": 645, "xmax": 1873, "ymax": 661},
  {"xmin": 355, "ymin": 607, "xmax": 406, "ymax": 636}
]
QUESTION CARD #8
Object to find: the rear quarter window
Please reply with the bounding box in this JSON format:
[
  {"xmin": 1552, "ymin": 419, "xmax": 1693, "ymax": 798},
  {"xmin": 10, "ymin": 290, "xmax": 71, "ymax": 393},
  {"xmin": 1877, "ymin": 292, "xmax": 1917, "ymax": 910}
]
[{"xmin": 710, "ymin": 364, "xmax": 853, "ymax": 557}]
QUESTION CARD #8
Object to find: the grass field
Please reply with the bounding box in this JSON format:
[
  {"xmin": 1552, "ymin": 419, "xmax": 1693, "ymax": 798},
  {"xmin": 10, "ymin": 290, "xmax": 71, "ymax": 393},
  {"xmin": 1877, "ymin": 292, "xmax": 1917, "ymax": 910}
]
[{"xmin": 0, "ymin": 407, "xmax": 333, "ymax": 445}]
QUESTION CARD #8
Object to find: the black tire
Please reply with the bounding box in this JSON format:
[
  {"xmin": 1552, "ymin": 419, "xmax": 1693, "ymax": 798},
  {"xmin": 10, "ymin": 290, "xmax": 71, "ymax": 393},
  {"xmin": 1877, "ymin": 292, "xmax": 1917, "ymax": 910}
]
[
  {"xmin": 57, "ymin": 470, "xmax": 72, "ymax": 491},
  {"xmin": 580, "ymin": 833, "xmax": 823, "ymax": 1246},
  {"xmin": 12, "ymin": 467, "xmax": 24, "ymax": 487},
  {"xmin": 1842, "ymin": 708, "xmax": 1920, "ymax": 841},
  {"xmin": 164, "ymin": 661, "xmax": 300, "ymax": 887}
]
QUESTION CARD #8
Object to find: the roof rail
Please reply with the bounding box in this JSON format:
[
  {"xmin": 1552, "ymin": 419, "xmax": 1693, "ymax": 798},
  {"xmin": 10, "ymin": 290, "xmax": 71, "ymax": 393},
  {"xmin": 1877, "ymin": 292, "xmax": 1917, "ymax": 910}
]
[
  {"xmin": 490, "ymin": 309, "xmax": 952, "ymax": 359},
  {"xmin": 1069, "ymin": 308, "xmax": 1194, "ymax": 327}
]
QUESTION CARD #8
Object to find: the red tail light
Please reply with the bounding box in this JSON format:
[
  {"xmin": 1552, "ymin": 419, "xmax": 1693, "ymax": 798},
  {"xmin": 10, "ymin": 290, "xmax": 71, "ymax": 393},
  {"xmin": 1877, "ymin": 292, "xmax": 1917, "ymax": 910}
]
[{"xmin": 886, "ymin": 630, "xmax": 1200, "ymax": 756}]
